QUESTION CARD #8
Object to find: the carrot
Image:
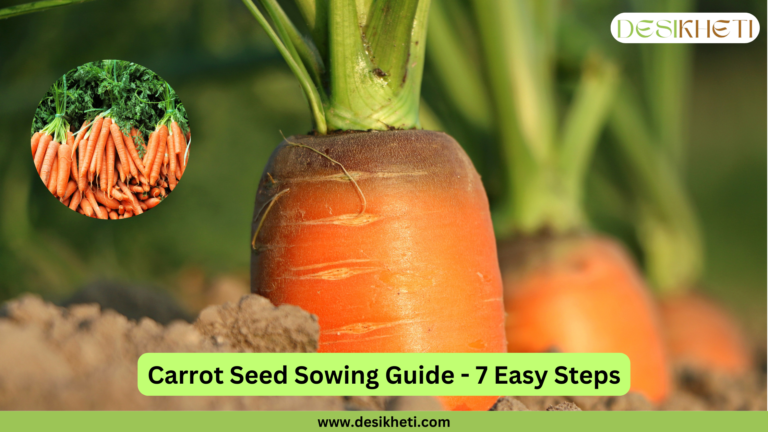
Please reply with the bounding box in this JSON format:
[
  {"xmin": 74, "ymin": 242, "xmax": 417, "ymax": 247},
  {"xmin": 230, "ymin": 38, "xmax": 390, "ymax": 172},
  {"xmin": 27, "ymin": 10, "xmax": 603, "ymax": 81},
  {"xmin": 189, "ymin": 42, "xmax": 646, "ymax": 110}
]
[
  {"xmin": 117, "ymin": 179, "xmax": 143, "ymax": 215},
  {"xmin": 94, "ymin": 189, "xmax": 120, "ymax": 210},
  {"xmin": 143, "ymin": 131, "xmax": 157, "ymax": 168},
  {"xmin": 660, "ymin": 293, "xmax": 751, "ymax": 375},
  {"xmin": 62, "ymin": 180, "xmax": 77, "ymax": 201},
  {"xmin": 109, "ymin": 211, "xmax": 118, "ymax": 220},
  {"xmin": 80, "ymin": 196, "xmax": 94, "ymax": 217},
  {"xmin": 47, "ymin": 158, "xmax": 59, "ymax": 195},
  {"xmin": 499, "ymin": 236, "xmax": 670, "ymax": 403},
  {"xmin": 90, "ymin": 117, "xmax": 112, "ymax": 177},
  {"xmin": 171, "ymin": 120, "xmax": 183, "ymax": 155},
  {"xmin": 34, "ymin": 133, "xmax": 52, "ymax": 173},
  {"xmin": 168, "ymin": 172, "xmax": 177, "ymax": 191},
  {"xmin": 163, "ymin": 150, "xmax": 169, "ymax": 169},
  {"xmin": 138, "ymin": 173, "xmax": 149, "ymax": 186},
  {"xmin": 69, "ymin": 131, "xmax": 79, "ymax": 181},
  {"xmin": 123, "ymin": 210, "xmax": 133, "ymax": 219},
  {"xmin": 139, "ymin": 201, "xmax": 148, "ymax": 211},
  {"xmin": 118, "ymin": 204, "xmax": 125, "ymax": 215},
  {"xmin": 97, "ymin": 205, "xmax": 108, "ymax": 220},
  {"xmin": 61, "ymin": 197, "xmax": 70, "ymax": 207},
  {"xmin": 84, "ymin": 188, "xmax": 105, "ymax": 219},
  {"xmin": 112, "ymin": 188, "xmax": 127, "ymax": 201},
  {"xmin": 124, "ymin": 129, "xmax": 146, "ymax": 176},
  {"xmin": 149, "ymin": 125, "xmax": 168, "ymax": 186},
  {"xmin": 116, "ymin": 159, "xmax": 126, "ymax": 184},
  {"xmin": 68, "ymin": 191, "xmax": 82, "ymax": 212},
  {"xmin": 31, "ymin": 132, "xmax": 41, "ymax": 157},
  {"xmin": 251, "ymin": 132, "xmax": 506, "ymax": 412},
  {"xmin": 40, "ymin": 140, "xmax": 60, "ymax": 185},
  {"xmin": 56, "ymin": 143, "xmax": 72, "ymax": 198},
  {"xmin": 109, "ymin": 123, "xmax": 134, "ymax": 179},
  {"xmin": 81, "ymin": 115, "xmax": 104, "ymax": 179},
  {"xmin": 106, "ymin": 133, "xmax": 116, "ymax": 196},
  {"xmin": 129, "ymin": 185, "xmax": 144, "ymax": 194},
  {"xmin": 150, "ymin": 187, "xmax": 164, "ymax": 198},
  {"xmin": 145, "ymin": 197, "xmax": 161, "ymax": 209},
  {"xmin": 71, "ymin": 120, "xmax": 88, "ymax": 157},
  {"xmin": 99, "ymin": 148, "xmax": 108, "ymax": 192}
]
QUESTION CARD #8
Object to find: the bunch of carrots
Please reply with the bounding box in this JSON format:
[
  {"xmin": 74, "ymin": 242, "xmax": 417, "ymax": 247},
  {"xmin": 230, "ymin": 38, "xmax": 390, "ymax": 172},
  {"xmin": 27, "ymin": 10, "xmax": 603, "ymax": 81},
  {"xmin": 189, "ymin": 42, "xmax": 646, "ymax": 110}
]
[
  {"xmin": 31, "ymin": 115, "xmax": 189, "ymax": 219},
  {"xmin": 30, "ymin": 62, "xmax": 190, "ymax": 219}
]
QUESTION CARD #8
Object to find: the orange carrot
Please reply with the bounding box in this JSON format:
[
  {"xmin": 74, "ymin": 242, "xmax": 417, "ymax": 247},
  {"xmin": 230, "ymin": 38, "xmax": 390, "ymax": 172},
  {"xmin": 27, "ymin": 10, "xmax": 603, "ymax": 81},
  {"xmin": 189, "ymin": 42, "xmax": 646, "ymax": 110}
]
[
  {"xmin": 40, "ymin": 140, "xmax": 60, "ymax": 185},
  {"xmin": 143, "ymin": 131, "xmax": 157, "ymax": 168},
  {"xmin": 84, "ymin": 188, "xmax": 105, "ymax": 219},
  {"xmin": 94, "ymin": 189, "xmax": 120, "ymax": 210},
  {"xmin": 47, "ymin": 158, "xmax": 59, "ymax": 195},
  {"xmin": 112, "ymin": 188, "xmax": 127, "ymax": 201},
  {"xmin": 123, "ymin": 210, "xmax": 133, "ymax": 219},
  {"xmin": 69, "ymin": 131, "xmax": 79, "ymax": 181},
  {"xmin": 116, "ymin": 159, "xmax": 126, "ymax": 184},
  {"xmin": 31, "ymin": 132, "xmax": 41, "ymax": 156},
  {"xmin": 660, "ymin": 292, "xmax": 752, "ymax": 375},
  {"xmin": 149, "ymin": 126, "xmax": 168, "ymax": 186},
  {"xmin": 80, "ymin": 198, "xmax": 94, "ymax": 217},
  {"xmin": 71, "ymin": 120, "xmax": 88, "ymax": 157},
  {"xmin": 251, "ymin": 132, "xmax": 506, "ymax": 412},
  {"xmin": 34, "ymin": 133, "xmax": 53, "ymax": 174},
  {"xmin": 106, "ymin": 133, "xmax": 116, "ymax": 196},
  {"xmin": 150, "ymin": 187, "xmax": 164, "ymax": 198},
  {"xmin": 97, "ymin": 205, "xmax": 108, "ymax": 220},
  {"xmin": 109, "ymin": 123, "xmax": 134, "ymax": 179},
  {"xmin": 80, "ymin": 115, "xmax": 104, "ymax": 179},
  {"xmin": 145, "ymin": 197, "xmax": 161, "ymax": 209},
  {"xmin": 68, "ymin": 191, "xmax": 82, "ymax": 212},
  {"xmin": 501, "ymin": 236, "xmax": 670, "ymax": 404},
  {"xmin": 90, "ymin": 117, "xmax": 112, "ymax": 177},
  {"xmin": 61, "ymin": 196, "xmax": 70, "ymax": 207},
  {"xmin": 118, "ymin": 204, "xmax": 125, "ymax": 215},
  {"xmin": 99, "ymin": 148, "xmax": 108, "ymax": 191},
  {"xmin": 171, "ymin": 121, "xmax": 183, "ymax": 155},
  {"xmin": 139, "ymin": 201, "xmax": 148, "ymax": 211},
  {"xmin": 168, "ymin": 172, "xmax": 177, "ymax": 191},
  {"xmin": 117, "ymin": 179, "xmax": 143, "ymax": 215},
  {"xmin": 56, "ymin": 143, "xmax": 72, "ymax": 198},
  {"xmin": 109, "ymin": 210, "xmax": 118, "ymax": 220},
  {"xmin": 62, "ymin": 180, "xmax": 77, "ymax": 201},
  {"xmin": 124, "ymin": 129, "xmax": 146, "ymax": 176},
  {"xmin": 129, "ymin": 185, "xmax": 144, "ymax": 193}
]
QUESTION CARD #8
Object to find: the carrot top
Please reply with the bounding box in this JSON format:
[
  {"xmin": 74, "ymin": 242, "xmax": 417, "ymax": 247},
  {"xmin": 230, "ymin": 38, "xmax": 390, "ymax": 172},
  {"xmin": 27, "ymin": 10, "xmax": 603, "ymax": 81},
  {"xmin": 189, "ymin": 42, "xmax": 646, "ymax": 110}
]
[
  {"xmin": 32, "ymin": 60, "xmax": 188, "ymax": 143},
  {"xmin": 243, "ymin": 0, "xmax": 431, "ymax": 134}
]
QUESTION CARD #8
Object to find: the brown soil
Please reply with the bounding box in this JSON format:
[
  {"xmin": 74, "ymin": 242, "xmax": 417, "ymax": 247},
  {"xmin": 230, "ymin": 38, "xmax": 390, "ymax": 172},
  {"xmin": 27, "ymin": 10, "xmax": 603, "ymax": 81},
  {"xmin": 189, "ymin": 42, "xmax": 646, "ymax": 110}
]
[{"xmin": 0, "ymin": 293, "xmax": 764, "ymax": 411}]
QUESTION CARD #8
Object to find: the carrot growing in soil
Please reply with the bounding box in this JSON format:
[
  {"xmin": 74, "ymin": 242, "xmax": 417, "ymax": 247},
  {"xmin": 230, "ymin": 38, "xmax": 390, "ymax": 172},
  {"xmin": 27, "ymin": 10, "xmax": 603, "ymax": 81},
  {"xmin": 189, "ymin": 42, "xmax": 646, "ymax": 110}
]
[
  {"xmin": 443, "ymin": 0, "xmax": 670, "ymax": 403},
  {"xmin": 608, "ymin": 77, "xmax": 752, "ymax": 375},
  {"xmin": 244, "ymin": 0, "xmax": 505, "ymax": 411}
]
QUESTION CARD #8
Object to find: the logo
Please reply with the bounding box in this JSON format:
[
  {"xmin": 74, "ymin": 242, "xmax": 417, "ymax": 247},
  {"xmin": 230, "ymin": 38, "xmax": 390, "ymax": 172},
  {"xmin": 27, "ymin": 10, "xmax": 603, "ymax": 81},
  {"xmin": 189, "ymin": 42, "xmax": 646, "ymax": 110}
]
[{"xmin": 611, "ymin": 13, "xmax": 759, "ymax": 43}]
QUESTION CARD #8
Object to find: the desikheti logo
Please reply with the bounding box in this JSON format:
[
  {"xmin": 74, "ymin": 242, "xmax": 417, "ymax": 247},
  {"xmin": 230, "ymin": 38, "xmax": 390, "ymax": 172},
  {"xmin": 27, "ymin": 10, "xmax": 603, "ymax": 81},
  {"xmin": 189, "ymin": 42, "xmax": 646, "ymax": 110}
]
[{"xmin": 611, "ymin": 13, "xmax": 760, "ymax": 43}]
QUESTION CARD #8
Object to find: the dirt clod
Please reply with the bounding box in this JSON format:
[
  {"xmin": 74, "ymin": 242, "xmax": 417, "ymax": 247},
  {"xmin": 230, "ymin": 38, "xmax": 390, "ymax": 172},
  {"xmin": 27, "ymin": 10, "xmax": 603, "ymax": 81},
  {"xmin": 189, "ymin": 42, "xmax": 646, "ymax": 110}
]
[
  {"xmin": 0, "ymin": 294, "xmax": 334, "ymax": 410},
  {"xmin": 546, "ymin": 402, "xmax": 581, "ymax": 411},
  {"xmin": 490, "ymin": 397, "xmax": 529, "ymax": 411}
]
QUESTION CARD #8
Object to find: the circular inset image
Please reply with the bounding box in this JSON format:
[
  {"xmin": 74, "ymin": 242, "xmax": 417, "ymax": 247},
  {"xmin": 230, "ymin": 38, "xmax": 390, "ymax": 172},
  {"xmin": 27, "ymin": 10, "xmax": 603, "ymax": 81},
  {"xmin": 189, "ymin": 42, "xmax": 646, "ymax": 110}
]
[{"xmin": 30, "ymin": 60, "xmax": 190, "ymax": 219}]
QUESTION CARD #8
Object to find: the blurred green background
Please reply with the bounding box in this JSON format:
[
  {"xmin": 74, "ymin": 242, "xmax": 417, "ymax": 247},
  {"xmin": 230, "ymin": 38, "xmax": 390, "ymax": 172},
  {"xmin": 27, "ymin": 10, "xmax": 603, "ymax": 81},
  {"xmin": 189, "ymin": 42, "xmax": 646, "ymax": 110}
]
[{"xmin": 0, "ymin": 0, "xmax": 764, "ymax": 333}]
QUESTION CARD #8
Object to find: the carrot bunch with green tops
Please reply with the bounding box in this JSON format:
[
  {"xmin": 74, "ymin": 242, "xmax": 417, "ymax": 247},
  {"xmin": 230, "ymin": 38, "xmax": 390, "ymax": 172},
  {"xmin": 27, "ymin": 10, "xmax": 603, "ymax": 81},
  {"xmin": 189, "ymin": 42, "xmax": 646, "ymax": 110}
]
[{"xmin": 31, "ymin": 61, "xmax": 190, "ymax": 219}]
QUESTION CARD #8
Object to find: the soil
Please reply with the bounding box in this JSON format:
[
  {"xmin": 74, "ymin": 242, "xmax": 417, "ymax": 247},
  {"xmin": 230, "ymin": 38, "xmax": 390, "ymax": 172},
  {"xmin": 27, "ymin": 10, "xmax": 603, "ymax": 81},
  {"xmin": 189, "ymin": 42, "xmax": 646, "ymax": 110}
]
[{"xmin": 0, "ymin": 293, "xmax": 764, "ymax": 411}]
